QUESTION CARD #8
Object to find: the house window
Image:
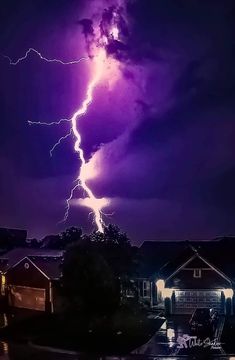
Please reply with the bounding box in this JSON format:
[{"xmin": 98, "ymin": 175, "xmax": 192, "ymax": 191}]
[
  {"xmin": 193, "ymin": 269, "xmax": 202, "ymax": 278},
  {"xmin": 143, "ymin": 281, "xmax": 149, "ymax": 297}
]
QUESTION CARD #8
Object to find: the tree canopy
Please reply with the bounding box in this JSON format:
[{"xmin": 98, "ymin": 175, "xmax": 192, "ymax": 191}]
[{"xmin": 61, "ymin": 224, "xmax": 139, "ymax": 314}]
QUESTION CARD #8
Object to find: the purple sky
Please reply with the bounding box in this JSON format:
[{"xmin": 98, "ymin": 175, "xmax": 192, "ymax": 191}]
[{"xmin": 1, "ymin": 0, "xmax": 235, "ymax": 244}]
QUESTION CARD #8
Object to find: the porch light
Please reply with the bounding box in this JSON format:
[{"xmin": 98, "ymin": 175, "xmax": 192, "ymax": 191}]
[
  {"xmin": 156, "ymin": 279, "xmax": 165, "ymax": 291},
  {"xmin": 162, "ymin": 288, "xmax": 173, "ymax": 298},
  {"xmin": 224, "ymin": 288, "xmax": 234, "ymax": 298},
  {"xmin": 1, "ymin": 275, "xmax": 6, "ymax": 296},
  {"xmin": 167, "ymin": 328, "xmax": 175, "ymax": 342}
]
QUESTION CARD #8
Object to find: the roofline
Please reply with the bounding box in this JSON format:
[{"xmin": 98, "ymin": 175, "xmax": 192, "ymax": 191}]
[
  {"xmin": 165, "ymin": 253, "xmax": 232, "ymax": 285},
  {"xmin": 28, "ymin": 254, "xmax": 63, "ymax": 258},
  {"xmin": 139, "ymin": 239, "xmax": 221, "ymax": 248},
  {"xmin": 197, "ymin": 253, "xmax": 232, "ymax": 284},
  {"xmin": 0, "ymin": 227, "xmax": 27, "ymax": 232},
  {"xmin": 9, "ymin": 256, "xmax": 50, "ymax": 280},
  {"xmin": 165, "ymin": 254, "xmax": 197, "ymax": 282}
]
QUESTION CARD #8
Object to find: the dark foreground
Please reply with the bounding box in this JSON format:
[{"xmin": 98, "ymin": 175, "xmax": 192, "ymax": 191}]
[
  {"xmin": 0, "ymin": 341, "xmax": 234, "ymax": 360},
  {"xmin": 0, "ymin": 308, "xmax": 163, "ymax": 356},
  {"xmin": 1, "ymin": 312, "xmax": 235, "ymax": 359}
]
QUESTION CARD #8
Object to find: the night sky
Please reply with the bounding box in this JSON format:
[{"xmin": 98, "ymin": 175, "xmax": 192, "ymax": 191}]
[{"xmin": 1, "ymin": 0, "xmax": 235, "ymax": 244}]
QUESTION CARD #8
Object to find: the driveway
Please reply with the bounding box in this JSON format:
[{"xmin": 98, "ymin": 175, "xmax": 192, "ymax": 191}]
[{"xmin": 132, "ymin": 315, "xmax": 226, "ymax": 357}]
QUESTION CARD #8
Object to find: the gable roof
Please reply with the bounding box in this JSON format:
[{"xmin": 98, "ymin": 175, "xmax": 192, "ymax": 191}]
[
  {"xmin": 29, "ymin": 256, "xmax": 62, "ymax": 280},
  {"xmin": 0, "ymin": 248, "xmax": 64, "ymax": 273},
  {"xmin": 164, "ymin": 251, "xmax": 232, "ymax": 285},
  {"xmin": 138, "ymin": 241, "xmax": 192, "ymax": 277},
  {"xmin": 158, "ymin": 246, "xmax": 198, "ymax": 279},
  {"xmin": 139, "ymin": 238, "xmax": 235, "ymax": 280},
  {"xmin": 10, "ymin": 255, "xmax": 62, "ymax": 280}
]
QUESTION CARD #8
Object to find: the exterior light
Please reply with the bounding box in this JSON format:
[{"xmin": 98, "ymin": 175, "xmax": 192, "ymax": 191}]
[
  {"xmin": 162, "ymin": 288, "xmax": 173, "ymax": 298},
  {"xmin": 1, "ymin": 275, "xmax": 6, "ymax": 296},
  {"xmin": 156, "ymin": 279, "xmax": 165, "ymax": 291},
  {"xmin": 224, "ymin": 288, "xmax": 234, "ymax": 298},
  {"xmin": 167, "ymin": 328, "xmax": 175, "ymax": 342}
]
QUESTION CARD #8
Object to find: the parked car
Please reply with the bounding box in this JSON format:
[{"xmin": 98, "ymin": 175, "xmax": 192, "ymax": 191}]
[{"xmin": 189, "ymin": 307, "xmax": 218, "ymax": 336}]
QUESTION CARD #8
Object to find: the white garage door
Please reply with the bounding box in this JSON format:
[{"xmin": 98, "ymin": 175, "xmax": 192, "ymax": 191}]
[
  {"xmin": 174, "ymin": 290, "xmax": 222, "ymax": 314},
  {"xmin": 8, "ymin": 285, "xmax": 46, "ymax": 311}
]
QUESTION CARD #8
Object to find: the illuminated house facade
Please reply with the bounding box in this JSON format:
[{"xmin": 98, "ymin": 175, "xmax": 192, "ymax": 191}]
[
  {"xmin": 156, "ymin": 250, "xmax": 233, "ymax": 315},
  {"xmin": 0, "ymin": 248, "xmax": 63, "ymax": 312},
  {"xmin": 138, "ymin": 240, "xmax": 235, "ymax": 315}
]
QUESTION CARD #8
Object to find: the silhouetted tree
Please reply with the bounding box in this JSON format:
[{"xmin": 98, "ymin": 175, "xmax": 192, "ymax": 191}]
[
  {"xmin": 62, "ymin": 242, "xmax": 119, "ymax": 315},
  {"xmin": 61, "ymin": 224, "xmax": 139, "ymax": 313},
  {"xmin": 25, "ymin": 238, "xmax": 42, "ymax": 248},
  {"xmin": 90, "ymin": 224, "xmax": 138, "ymax": 279},
  {"xmin": 0, "ymin": 228, "xmax": 27, "ymax": 250},
  {"xmin": 42, "ymin": 227, "xmax": 83, "ymax": 249}
]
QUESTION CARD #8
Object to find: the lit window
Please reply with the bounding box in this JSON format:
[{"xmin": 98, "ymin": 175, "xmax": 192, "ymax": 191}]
[{"xmin": 193, "ymin": 269, "xmax": 201, "ymax": 278}]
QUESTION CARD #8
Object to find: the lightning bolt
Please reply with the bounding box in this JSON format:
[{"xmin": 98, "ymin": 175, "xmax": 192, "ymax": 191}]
[
  {"xmin": 3, "ymin": 47, "xmax": 88, "ymax": 65},
  {"xmin": 28, "ymin": 118, "xmax": 71, "ymax": 126},
  {"xmin": 49, "ymin": 129, "xmax": 73, "ymax": 157},
  {"xmin": 65, "ymin": 48, "xmax": 109, "ymax": 232},
  {"xmin": 5, "ymin": 47, "xmax": 109, "ymax": 233}
]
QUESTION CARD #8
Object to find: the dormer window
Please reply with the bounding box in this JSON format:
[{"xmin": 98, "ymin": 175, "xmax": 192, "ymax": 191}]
[{"xmin": 193, "ymin": 269, "xmax": 201, "ymax": 278}]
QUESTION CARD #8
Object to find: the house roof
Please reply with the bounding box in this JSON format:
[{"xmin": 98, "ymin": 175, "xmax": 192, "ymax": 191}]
[
  {"xmin": 162, "ymin": 250, "xmax": 231, "ymax": 285},
  {"xmin": 138, "ymin": 240, "xmax": 206, "ymax": 277},
  {"xmin": 158, "ymin": 246, "xmax": 198, "ymax": 279},
  {"xmin": 0, "ymin": 248, "xmax": 64, "ymax": 273},
  {"xmin": 139, "ymin": 238, "xmax": 235, "ymax": 281},
  {"xmin": 28, "ymin": 256, "xmax": 63, "ymax": 280},
  {"xmin": 0, "ymin": 228, "xmax": 27, "ymax": 239}
]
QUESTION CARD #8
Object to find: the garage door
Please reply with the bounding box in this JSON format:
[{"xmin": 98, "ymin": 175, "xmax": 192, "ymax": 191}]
[
  {"xmin": 174, "ymin": 290, "xmax": 222, "ymax": 314},
  {"xmin": 8, "ymin": 285, "xmax": 46, "ymax": 311}
]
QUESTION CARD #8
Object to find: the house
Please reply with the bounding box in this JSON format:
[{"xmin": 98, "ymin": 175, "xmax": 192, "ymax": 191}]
[
  {"xmin": 1, "ymin": 237, "xmax": 235, "ymax": 315},
  {"xmin": 0, "ymin": 248, "xmax": 63, "ymax": 312},
  {"xmin": 0, "ymin": 228, "xmax": 27, "ymax": 250},
  {"xmin": 138, "ymin": 239, "xmax": 235, "ymax": 315},
  {"xmin": 137, "ymin": 240, "xmax": 194, "ymax": 308}
]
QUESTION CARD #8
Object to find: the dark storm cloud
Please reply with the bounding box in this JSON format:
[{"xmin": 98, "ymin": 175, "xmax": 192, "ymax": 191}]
[
  {"xmin": 78, "ymin": 4, "xmax": 129, "ymax": 59},
  {"xmin": 100, "ymin": 5, "xmax": 129, "ymax": 58},
  {"xmin": 125, "ymin": 0, "xmax": 235, "ymax": 62},
  {"xmin": 78, "ymin": 18, "xmax": 95, "ymax": 55},
  {"xmin": 78, "ymin": 19, "xmax": 94, "ymax": 38},
  {"xmin": 90, "ymin": 0, "xmax": 235, "ymax": 240}
]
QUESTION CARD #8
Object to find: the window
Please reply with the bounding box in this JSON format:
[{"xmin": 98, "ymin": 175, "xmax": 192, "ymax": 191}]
[
  {"xmin": 193, "ymin": 269, "xmax": 202, "ymax": 278},
  {"xmin": 143, "ymin": 281, "xmax": 150, "ymax": 297}
]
